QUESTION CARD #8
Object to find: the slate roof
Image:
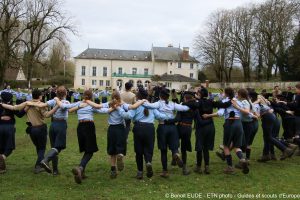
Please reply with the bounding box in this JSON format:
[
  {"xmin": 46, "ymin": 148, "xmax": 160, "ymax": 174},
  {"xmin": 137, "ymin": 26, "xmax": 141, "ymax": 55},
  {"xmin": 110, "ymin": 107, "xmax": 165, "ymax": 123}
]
[
  {"xmin": 75, "ymin": 48, "xmax": 151, "ymax": 61},
  {"xmin": 152, "ymin": 47, "xmax": 199, "ymax": 63},
  {"xmin": 159, "ymin": 73, "xmax": 197, "ymax": 82},
  {"xmin": 75, "ymin": 47, "xmax": 199, "ymax": 63}
]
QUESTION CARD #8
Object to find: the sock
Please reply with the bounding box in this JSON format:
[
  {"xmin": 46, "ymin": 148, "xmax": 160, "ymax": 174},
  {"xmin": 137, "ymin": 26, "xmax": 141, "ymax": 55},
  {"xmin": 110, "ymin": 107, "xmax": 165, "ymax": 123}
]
[
  {"xmin": 111, "ymin": 166, "xmax": 116, "ymax": 171},
  {"xmin": 161, "ymin": 150, "xmax": 168, "ymax": 171},
  {"xmin": 182, "ymin": 151, "xmax": 187, "ymax": 165},
  {"xmin": 203, "ymin": 149, "xmax": 210, "ymax": 166},
  {"xmin": 79, "ymin": 153, "xmax": 93, "ymax": 169},
  {"xmin": 196, "ymin": 151, "xmax": 202, "ymax": 167},
  {"xmin": 225, "ymin": 155, "xmax": 233, "ymax": 167},
  {"xmin": 246, "ymin": 148, "xmax": 251, "ymax": 159},
  {"xmin": 236, "ymin": 151, "xmax": 243, "ymax": 160}
]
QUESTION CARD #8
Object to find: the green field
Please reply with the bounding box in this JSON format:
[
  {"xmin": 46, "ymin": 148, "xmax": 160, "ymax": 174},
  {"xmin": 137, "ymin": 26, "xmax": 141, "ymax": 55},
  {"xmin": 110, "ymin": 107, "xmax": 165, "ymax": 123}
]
[{"xmin": 0, "ymin": 113, "xmax": 300, "ymax": 200}]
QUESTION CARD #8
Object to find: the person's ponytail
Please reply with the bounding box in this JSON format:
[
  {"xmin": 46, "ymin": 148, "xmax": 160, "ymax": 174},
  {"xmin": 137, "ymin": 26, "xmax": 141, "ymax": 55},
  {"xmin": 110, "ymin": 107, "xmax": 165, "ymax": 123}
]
[{"xmin": 143, "ymin": 108, "xmax": 149, "ymax": 116}]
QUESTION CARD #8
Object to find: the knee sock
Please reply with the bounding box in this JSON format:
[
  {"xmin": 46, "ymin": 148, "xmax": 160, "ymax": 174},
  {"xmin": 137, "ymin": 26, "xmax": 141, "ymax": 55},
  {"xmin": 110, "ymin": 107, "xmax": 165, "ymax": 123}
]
[
  {"xmin": 203, "ymin": 149, "xmax": 210, "ymax": 166},
  {"xmin": 79, "ymin": 153, "xmax": 93, "ymax": 170},
  {"xmin": 161, "ymin": 150, "xmax": 168, "ymax": 171},
  {"xmin": 225, "ymin": 155, "xmax": 233, "ymax": 167},
  {"xmin": 52, "ymin": 155, "xmax": 58, "ymax": 171},
  {"xmin": 236, "ymin": 151, "xmax": 243, "ymax": 160},
  {"xmin": 196, "ymin": 151, "xmax": 202, "ymax": 167}
]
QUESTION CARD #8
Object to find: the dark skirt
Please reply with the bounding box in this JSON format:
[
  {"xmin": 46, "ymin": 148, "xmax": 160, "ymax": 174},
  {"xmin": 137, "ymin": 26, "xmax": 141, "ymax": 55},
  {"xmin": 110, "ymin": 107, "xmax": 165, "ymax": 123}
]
[
  {"xmin": 177, "ymin": 125, "xmax": 192, "ymax": 152},
  {"xmin": 0, "ymin": 124, "xmax": 16, "ymax": 153},
  {"xmin": 223, "ymin": 119, "xmax": 244, "ymax": 148},
  {"xmin": 107, "ymin": 124, "xmax": 127, "ymax": 155},
  {"xmin": 195, "ymin": 122, "xmax": 215, "ymax": 151},
  {"xmin": 77, "ymin": 122, "xmax": 98, "ymax": 153}
]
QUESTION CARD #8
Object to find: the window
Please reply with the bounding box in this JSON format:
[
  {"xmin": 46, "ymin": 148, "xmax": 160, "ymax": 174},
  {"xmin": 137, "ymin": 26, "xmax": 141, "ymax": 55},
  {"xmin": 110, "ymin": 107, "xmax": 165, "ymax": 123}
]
[
  {"xmin": 132, "ymin": 68, "xmax": 137, "ymax": 75},
  {"xmin": 92, "ymin": 80, "xmax": 97, "ymax": 86},
  {"xmin": 166, "ymin": 82, "xmax": 172, "ymax": 88},
  {"xmin": 81, "ymin": 79, "xmax": 85, "ymax": 85},
  {"xmin": 103, "ymin": 67, "xmax": 107, "ymax": 77},
  {"xmin": 81, "ymin": 66, "xmax": 86, "ymax": 76},
  {"xmin": 190, "ymin": 63, "xmax": 194, "ymax": 69},
  {"xmin": 106, "ymin": 80, "xmax": 110, "ymax": 86},
  {"xmin": 170, "ymin": 71, "xmax": 172, "ymax": 74},
  {"xmin": 190, "ymin": 73, "xmax": 194, "ymax": 78},
  {"xmin": 92, "ymin": 66, "xmax": 97, "ymax": 76},
  {"xmin": 144, "ymin": 68, "xmax": 148, "ymax": 75},
  {"xmin": 170, "ymin": 62, "xmax": 172, "ymax": 66},
  {"xmin": 116, "ymin": 79, "xmax": 123, "ymax": 87},
  {"xmin": 99, "ymin": 80, "xmax": 103, "ymax": 86},
  {"xmin": 118, "ymin": 67, "xmax": 122, "ymax": 74},
  {"xmin": 178, "ymin": 62, "xmax": 181, "ymax": 68}
]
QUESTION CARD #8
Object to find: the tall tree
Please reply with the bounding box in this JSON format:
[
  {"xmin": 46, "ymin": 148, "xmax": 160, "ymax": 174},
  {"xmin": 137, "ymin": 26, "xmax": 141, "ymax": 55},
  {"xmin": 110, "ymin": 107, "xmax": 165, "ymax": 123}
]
[
  {"xmin": 0, "ymin": 0, "xmax": 27, "ymax": 85},
  {"xmin": 22, "ymin": 0, "xmax": 76, "ymax": 87},
  {"xmin": 228, "ymin": 7, "xmax": 254, "ymax": 82}
]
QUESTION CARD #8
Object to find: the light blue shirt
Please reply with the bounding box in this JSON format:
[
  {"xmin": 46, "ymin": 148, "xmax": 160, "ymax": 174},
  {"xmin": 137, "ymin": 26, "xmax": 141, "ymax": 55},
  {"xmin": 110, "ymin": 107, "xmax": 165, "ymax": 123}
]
[
  {"xmin": 102, "ymin": 102, "xmax": 129, "ymax": 125},
  {"xmin": 240, "ymin": 100, "xmax": 253, "ymax": 122},
  {"xmin": 117, "ymin": 101, "xmax": 170, "ymax": 123},
  {"xmin": 252, "ymin": 103, "xmax": 261, "ymax": 115},
  {"xmin": 73, "ymin": 92, "xmax": 81, "ymax": 100},
  {"xmin": 100, "ymin": 90, "xmax": 110, "ymax": 97},
  {"xmin": 47, "ymin": 99, "xmax": 69, "ymax": 120},
  {"xmin": 143, "ymin": 100, "xmax": 189, "ymax": 121},
  {"xmin": 61, "ymin": 101, "xmax": 109, "ymax": 121},
  {"xmin": 26, "ymin": 93, "xmax": 32, "ymax": 101},
  {"xmin": 93, "ymin": 92, "xmax": 100, "ymax": 99},
  {"xmin": 15, "ymin": 92, "xmax": 26, "ymax": 100},
  {"xmin": 259, "ymin": 103, "xmax": 271, "ymax": 114},
  {"xmin": 217, "ymin": 98, "xmax": 242, "ymax": 119}
]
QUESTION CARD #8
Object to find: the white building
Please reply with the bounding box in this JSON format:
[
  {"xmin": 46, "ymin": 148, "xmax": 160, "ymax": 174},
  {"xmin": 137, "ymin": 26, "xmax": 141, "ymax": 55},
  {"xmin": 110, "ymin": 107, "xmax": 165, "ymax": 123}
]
[{"xmin": 73, "ymin": 46, "xmax": 199, "ymax": 90}]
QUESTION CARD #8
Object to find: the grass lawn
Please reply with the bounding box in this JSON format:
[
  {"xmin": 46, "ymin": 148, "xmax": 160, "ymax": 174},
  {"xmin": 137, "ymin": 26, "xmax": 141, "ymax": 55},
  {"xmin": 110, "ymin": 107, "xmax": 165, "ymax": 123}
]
[{"xmin": 0, "ymin": 113, "xmax": 300, "ymax": 200}]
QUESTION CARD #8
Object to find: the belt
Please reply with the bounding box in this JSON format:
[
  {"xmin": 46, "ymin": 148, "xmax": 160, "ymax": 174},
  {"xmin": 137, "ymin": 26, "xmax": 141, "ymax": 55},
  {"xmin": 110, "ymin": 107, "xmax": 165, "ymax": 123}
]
[
  {"xmin": 79, "ymin": 120, "xmax": 94, "ymax": 123},
  {"xmin": 159, "ymin": 122, "xmax": 175, "ymax": 125},
  {"xmin": 32, "ymin": 124, "xmax": 46, "ymax": 128},
  {"xmin": 1, "ymin": 116, "xmax": 12, "ymax": 121},
  {"xmin": 134, "ymin": 121, "xmax": 152, "ymax": 125},
  {"xmin": 178, "ymin": 122, "xmax": 192, "ymax": 126},
  {"xmin": 227, "ymin": 117, "xmax": 240, "ymax": 120},
  {"xmin": 53, "ymin": 118, "xmax": 66, "ymax": 122}
]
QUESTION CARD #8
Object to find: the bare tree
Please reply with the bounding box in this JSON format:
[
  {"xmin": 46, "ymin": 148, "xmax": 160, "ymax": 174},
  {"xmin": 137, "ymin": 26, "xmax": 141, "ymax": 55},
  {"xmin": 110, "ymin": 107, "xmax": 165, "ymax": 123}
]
[
  {"xmin": 0, "ymin": 0, "xmax": 27, "ymax": 85},
  {"xmin": 21, "ymin": 0, "xmax": 76, "ymax": 87},
  {"xmin": 194, "ymin": 10, "xmax": 233, "ymax": 82},
  {"xmin": 254, "ymin": 0, "xmax": 299, "ymax": 80},
  {"xmin": 228, "ymin": 7, "xmax": 254, "ymax": 82}
]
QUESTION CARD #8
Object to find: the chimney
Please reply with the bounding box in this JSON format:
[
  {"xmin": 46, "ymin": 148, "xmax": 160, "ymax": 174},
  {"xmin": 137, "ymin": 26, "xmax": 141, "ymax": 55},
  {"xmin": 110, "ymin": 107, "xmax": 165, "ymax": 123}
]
[{"xmin": 182, "ymin": 47, "xmax": 189, "ymax": 61}]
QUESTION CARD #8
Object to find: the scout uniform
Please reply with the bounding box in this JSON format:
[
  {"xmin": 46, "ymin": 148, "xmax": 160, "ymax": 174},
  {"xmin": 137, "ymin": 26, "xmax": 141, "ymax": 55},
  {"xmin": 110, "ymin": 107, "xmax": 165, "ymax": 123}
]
[
  {"xmin": 60, "ymin": 101, "xmax": 109, "ymax": 184},
  {"xmin": 0, "ymin": 92, "xmax": 26, "ymax": 173}
]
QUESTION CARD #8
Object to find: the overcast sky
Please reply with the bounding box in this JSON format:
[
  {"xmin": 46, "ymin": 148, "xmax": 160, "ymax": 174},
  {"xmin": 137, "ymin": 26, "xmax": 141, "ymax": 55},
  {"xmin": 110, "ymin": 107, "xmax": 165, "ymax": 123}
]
[{"xmin": 64, "ymin": 0, "xmax": 265, "ymax": 57}]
